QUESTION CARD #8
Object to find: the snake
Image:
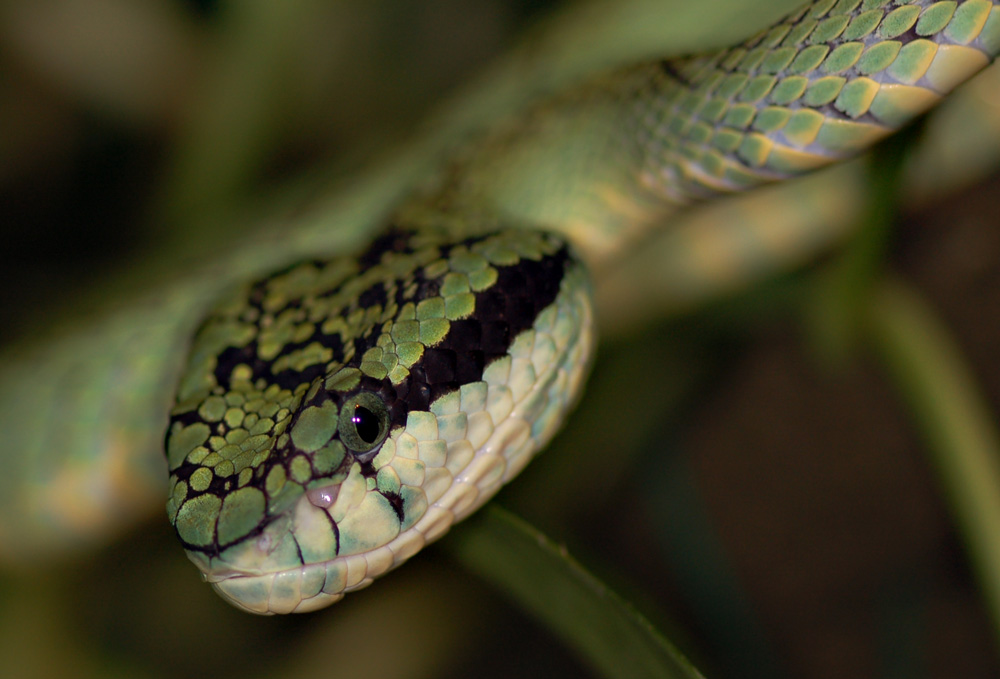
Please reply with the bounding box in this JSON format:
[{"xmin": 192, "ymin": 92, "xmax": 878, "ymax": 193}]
[{"xmin": 2, "ymin": 0, "xmax": 999, "ymax": 616}]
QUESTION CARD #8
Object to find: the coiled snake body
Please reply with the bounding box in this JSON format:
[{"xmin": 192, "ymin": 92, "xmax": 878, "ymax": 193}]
[{"xmin": 6, "ymin": 0, "xmax": 1000, "ymax": 615}]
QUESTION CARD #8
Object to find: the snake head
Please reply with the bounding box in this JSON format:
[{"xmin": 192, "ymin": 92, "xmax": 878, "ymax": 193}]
[{"xmin": 164, "ymin": 227, "xmax": 595, "ymax": 613}]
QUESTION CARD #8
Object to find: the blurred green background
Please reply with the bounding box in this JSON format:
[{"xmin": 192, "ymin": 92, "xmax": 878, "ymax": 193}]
[{"xmin": 2, "ymin": 0, "xmax": 1000, "ymax": 677}]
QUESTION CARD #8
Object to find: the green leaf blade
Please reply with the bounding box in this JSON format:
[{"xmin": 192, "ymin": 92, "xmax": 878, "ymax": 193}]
[{"xmin": 444, "ymin": 505, "xmax": 707, "ymax": 679}]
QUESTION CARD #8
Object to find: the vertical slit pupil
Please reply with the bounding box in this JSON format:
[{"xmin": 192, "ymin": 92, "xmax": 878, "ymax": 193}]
[{"xmin": 351, "ymin": 405, "xmax": 381, "ymax": 443}]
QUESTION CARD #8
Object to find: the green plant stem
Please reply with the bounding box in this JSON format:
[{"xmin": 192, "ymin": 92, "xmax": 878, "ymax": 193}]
[
  {"xmin": 866, "ymin": 279, "xmax": 1000, "ymax": 645},
  {"xmin": 806, "ymin": 124, "xmax": 920, "ymax": 365}
]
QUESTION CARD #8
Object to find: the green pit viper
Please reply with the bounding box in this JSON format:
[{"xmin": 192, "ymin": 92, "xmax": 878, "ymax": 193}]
[{"xmin": 2, "ymin": 0, "xmax": 999, "ymax": 616}]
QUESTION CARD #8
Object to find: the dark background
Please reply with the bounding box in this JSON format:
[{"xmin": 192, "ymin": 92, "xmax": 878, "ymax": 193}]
[{"xmin": 2, "ymin": 1, "xmax": 1000, "ymax": 677}]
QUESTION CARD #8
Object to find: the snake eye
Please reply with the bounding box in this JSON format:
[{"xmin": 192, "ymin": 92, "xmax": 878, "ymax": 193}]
[{"xmin": 338, "ymin": 392, "xmax": 389, "ymax": 456}]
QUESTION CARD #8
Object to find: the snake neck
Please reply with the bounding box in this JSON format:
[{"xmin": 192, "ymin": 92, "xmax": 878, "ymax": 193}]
[{"xmin": 398, "ymin": 0, "xmax": 1000, "ymax": 274}]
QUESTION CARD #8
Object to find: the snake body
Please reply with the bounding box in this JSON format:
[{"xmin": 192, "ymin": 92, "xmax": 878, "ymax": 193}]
[
  {"xmin": 161, "ymin": 0, "xmax": 1000, "ymax": 614},
  {"xmin": 0, "ymin": 1, "xmax": 996, "ymax": 615}
]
